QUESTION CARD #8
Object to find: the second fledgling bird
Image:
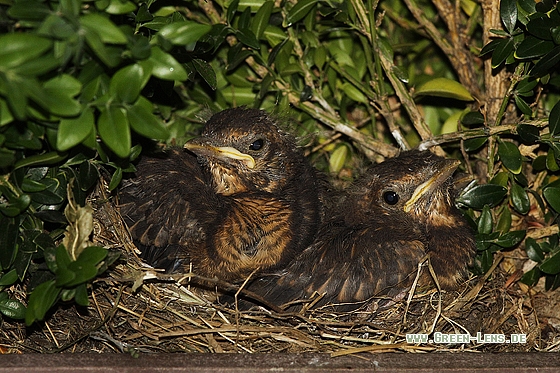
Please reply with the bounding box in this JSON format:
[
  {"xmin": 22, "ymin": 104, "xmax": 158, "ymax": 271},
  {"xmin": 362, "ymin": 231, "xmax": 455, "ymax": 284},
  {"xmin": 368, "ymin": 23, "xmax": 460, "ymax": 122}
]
[{"xmin": 237, "ymin": 150, "xmax": 476, "ymax": 311}]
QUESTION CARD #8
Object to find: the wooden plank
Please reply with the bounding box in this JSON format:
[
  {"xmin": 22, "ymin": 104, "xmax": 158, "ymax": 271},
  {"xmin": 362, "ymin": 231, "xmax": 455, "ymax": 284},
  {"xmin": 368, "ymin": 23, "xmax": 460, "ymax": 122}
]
[{"xmin": 1, "ymin": 353, "xmax": 559, "ymax": 373}]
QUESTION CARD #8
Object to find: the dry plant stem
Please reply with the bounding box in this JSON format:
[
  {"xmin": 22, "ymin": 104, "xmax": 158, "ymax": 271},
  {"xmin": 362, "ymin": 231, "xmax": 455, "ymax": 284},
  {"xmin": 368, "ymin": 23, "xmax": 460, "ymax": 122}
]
[
  {"xmin": 350, "ymin": 0, "xmax": 445, "ymax": 156},
  {"xmin": 429, "ymin": 0, "xmax": 483, "ymax": 98},
  {"xmin": 418, "ymin": 124, "xmax": 517, "ymax": 148},
  {"xmin": 482, "ymin": 0, "xmax": 512, "ymax": 177}
]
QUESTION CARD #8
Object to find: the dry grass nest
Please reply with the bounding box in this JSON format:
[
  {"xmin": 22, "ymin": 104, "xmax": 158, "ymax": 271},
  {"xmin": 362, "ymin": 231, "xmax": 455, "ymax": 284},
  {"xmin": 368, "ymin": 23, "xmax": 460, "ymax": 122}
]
[{"xmin": 2, "ymin": 177, "xmax": 560, "ymax": 355}]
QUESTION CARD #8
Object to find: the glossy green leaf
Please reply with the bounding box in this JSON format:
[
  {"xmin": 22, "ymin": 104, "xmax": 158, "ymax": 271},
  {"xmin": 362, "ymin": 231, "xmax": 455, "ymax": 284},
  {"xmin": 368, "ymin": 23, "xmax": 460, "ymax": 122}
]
[
  {"xmin": 105, "ymin": 0, "xmax": 137, "ymax": 14},
  {"xmin": 110, "ymin": 64, "xmax": 145, "ymax": 104},
  {"xmin": 20, "ymin": 179, "xmax": 47, "ymax": 194},
  {"xmin": 511, "ymin": 183, "xmax": 530, "ymax": 214},
  {"xmin": 514, "ymin": 96, "xmax": 532, "ymax": 116},
  {"xmin": 329, "ymin": 145, "xmax": 348, "ymax": 174},
  {"xmin": 127, "ymin": 97, "xmax": 170, "ymax": 140},
  {"xmin": 456, "ymin": 184, "xmax": 508, "ymax": 209},
  {"xmin": 30, "ymin": 189, "xmax": 64, "ymax": 205},
  {"xmin": 74, "ymin": 283, "xmax": 89, "ymax": 306},
  {"xmin": 286, "ymin": 0, "xmax": 318, "ymax": 25},
  {"xmin": 146, "ymin": 47, "xmax": 188, "ymax": 81},
  {"xmin": 520, "ymin": 267, "xmax": 541, "ymax": 286},
  {"xmin": 97, "ymin": 106, "xmax": 131, "ymax": 158},
  {"xmin": 525, "ymin": 238, "xmax": 544, "ymax": 262},
  {"xmin": 25, "ymin": 279, "xmax": 59, "ymax": 325},
  {"xmin": 80, "ymin": 14, "xmax": 127, "ymax": 44},
  {"xmin": 82, "ymin": 27, "xmax": 121, "ymax": 67},
  {"xmin": 0, "ymin": 34, "xmax": 52, "ymax": 69},
  {"xmin": 496, "ymin": 206, "xmax": 512, "ymax": 233},
  {"xmin": 77, "ymin": 246, "xmax": 107, "ymax": 266},
  {"xmin": 415, "ymin": 77, "xmax": 474, "ymax": 101},
  {"xmin": 530, "ymin": 45, "xmax": 560, "ymax": 77},
  {"xmin": 480, "ymin": 39, "xmax": 502, "ymax": 56},
  {"xmin": 7, "ymin": 0, "xmax": 51, "ymax": 21},
  {"xmin": 494, "ymin": 230, "xmax": 526, "ymax": 248},
  {"xmin": 500, "ymin": 0, "xmax": 517, "ymax": 34},
  {"xmin": 527, "ymin": 14, "xmax": 555, "ymax": 40},
  {"xmin": 477, "ymin": 205, "xmax": 493, "ymax": 234},
  {"xmin": 517, "ymin": 124, "xmax": 540, "ymax": 144},
  {"xmin": 158, "ymin": 21, "xmax": 212, "ymax": 46},
  {"xmin": 191, "ymin": 59, "xmax": 217, "ymax": 90},
  {"xmin": 539, "ymin": 251, "xmax": 560, "ymax": 275},
  {"xmin": 57, "ymin": 108, "xmax": 94, "ymax": 151},
  {"xmin": 251, "ymin": 1, "xmax": 274, "ymax": 39},
  {"xmin": 108, "ymin": 166, "xmax": 123, "ymax": 191},
  {"xmin": 491, "ymin": 37, "xmax": 515, "ymax": 68},
  {"xmin": 498, "ymin": 141, "xmax": 522, "ymax": 174},
  {"xmin": 236, "ymin": 28, "xmax": 260, "ymax": 49},
  {"xmin": 0, "ymin": 268, "xmax": 18, "ymax": 286},
  {"xmin": 0, "ymin": 297, "xmax": 26, "ymax": 319},
  {"xmin": 515, "ymin": 37, "xmax": 555, "ymax": 59},
  {"xmin": 543, "ymin": 186, "xmax": 560, "ymax": 212},
  {"xmin": 549, "ymin": 100, "xmax": 560, "ymax": 136}
]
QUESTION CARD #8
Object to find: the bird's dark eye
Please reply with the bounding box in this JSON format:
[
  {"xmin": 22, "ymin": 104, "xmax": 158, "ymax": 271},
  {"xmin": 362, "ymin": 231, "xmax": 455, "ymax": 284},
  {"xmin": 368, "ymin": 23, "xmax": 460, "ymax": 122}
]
[
  {"xmin": 249, "ymin": 139, "xmax": 264, "ymax": 151},
  {"xmin": 383, "ymin": 191, "xmax": 399, "ymax": 205}
]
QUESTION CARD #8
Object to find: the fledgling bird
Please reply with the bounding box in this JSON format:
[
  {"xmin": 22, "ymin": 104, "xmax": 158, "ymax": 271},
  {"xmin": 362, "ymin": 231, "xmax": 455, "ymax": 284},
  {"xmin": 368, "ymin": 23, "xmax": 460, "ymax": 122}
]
[
  {"xmin": 118, "ymin": 108, "xmax": 325, "ymax": 282},
  {"xmin": 238, "ymin": 150, "xmax": 476, "ymax": 311}
]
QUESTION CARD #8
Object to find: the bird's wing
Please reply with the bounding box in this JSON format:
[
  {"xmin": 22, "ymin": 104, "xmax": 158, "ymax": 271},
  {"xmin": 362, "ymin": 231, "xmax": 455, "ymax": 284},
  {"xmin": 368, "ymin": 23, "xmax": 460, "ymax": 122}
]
[
  {"xmin": 243, "ymin": 219, "xmax": 427, "ymax": 311},
  {"xmin": 118, "ymin": 150, "xmax": 218, "ymax": 272}
]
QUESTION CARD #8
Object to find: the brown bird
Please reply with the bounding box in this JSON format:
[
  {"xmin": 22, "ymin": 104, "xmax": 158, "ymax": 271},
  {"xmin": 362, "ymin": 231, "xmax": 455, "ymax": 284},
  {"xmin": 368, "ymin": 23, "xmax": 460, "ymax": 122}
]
[
  {"xmin": 118, "ymin": 108, "xmax": 325, "ymax": 282},
  {"xmin": 237, "ymin": 150, "xmax": 476, "ymax": 311}
]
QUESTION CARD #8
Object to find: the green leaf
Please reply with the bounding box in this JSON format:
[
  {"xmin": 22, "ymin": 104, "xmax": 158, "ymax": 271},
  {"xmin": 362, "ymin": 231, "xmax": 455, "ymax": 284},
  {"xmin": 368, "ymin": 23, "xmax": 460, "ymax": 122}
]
[
  {"xmin": 80, "ymin": 14, "xmax": 127, "ymax": 44},
  {"xmin": 415, "ymin": 77, "xmax": 474, "ymax": 101},
  {"xmin": 57, "ymin": 108, "xmax": 95, "ymax": 151},
  {"xmin": 539, "ymin": 251, "xmax": 560, "ymax": 275},
  {"xmin": 543, "ymin": 186, "xmax": 560, "ymax": 212},
  {"xmin": 191, "ymin": 59, "xmax": 217, "ymax": 90},
  {"xmin": 329, "ymin": 144, "xmax": 348, "ymax": 174},
  {"xmin": 525, "ymin": 238, "xmax": 544, "ymax": 262},
  {"xmin": 108, "ymin": 166, "xmax": 123, "ymax": 191},
  {"xmin": 496, "ymin": 206, "xmax": 512, "ymax": 233},
  {"xmin": 77, "ymin": 246, "xmax": 107, "ymax": 266},
  {"xmin": 500, "ymin": 0, "xmax": 517, "ymax": 34},
  {"xmin": 0, "ymin": 297, "xmax": 26, "ymax": 319},
  {"xmin": 477, "ymin": 205, "xmax": 493, "ymax": 234},
  {"xmin": 146, "ymin": 47, "xmax": 188, "ymax": 81},
  {"xmin": 97, "ymin": 106, "xmax": 131, "ymax": 158},
  {"xmin": 527, "ymin": 14, "xmax": 555, "ymax": 40},
  {"xmin": 236, "ymin": 28, "xmax": 260, "ymax": 49},
  {"xmin": 511, "ymin": 183, "xmax": 530, "ymax": 214},
  {"xmin": 74, "ymin": 283, "xmax": 89, "ymax": 306},
  {"xmin": 251, "ymin": 1, "xmax": 274, "ymax": 39},
  {"xmin": 105, "ymin": 0, "xmax": 137, "ymax": 14},
  {"xmin": 549, "ymin": 100, "xmax": 560, "ymax": 136},
  {"xmin": 158, "ymin": 21, "xmax": 212, "ymax": 46},
  {"xmin": 515, "ymin": 37, "xmax": 555, "ymax": 59},
  {"xmin": 127, "ymin": 97, "xmax": 170, "ymax": 140},
  {"xmin": 0, "ymin": 34, "xmax": 52, "ymax": 70},
  {"xmin": 457, "ymin": 184, "xmax": 508, "ymax": 209},
  {"xmin": 530, "ymin": 45, "xmax": 560, "ymax": 77},
  {"xmin": 110, "ymin": 64, "xmax": 146, "ymax": 104},
  {"xmin": 520, "ymin": 267, "xmax": 541, "ymax": 286},
  {"xmin": 498, "ymin": 141, "xmax": 522, "ymax": 174},
  {"xmin": 491, "ymin": 37, "xmax": 515, "ymax": 68},
  {"xmin": 286, "ymin": 0, "xmax": 318, "ymax": 25},
  {"xmin": 25, "ymin": 279, "xmax": 60, "ymax": 325},
  {"xmin": 0, "ymin": 269, "xmax": 18, "ymax": 286},
  {"xmin": 494, "ymin": 230, "xmax": 525, "ymax": 248},
  {"xmin": 514, "ymin": 96, "xmax": 532, "ymax": 116},
  {"xmin": 516, "ymin": 111, "xmax": 537, "ymax": 130}
]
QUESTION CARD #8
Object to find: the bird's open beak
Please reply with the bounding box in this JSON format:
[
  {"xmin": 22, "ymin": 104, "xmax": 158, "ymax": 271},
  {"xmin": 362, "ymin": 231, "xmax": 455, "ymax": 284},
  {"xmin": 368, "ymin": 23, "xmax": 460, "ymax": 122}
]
[
  {"xmin": 403, "ymin": 159, "xmax": 460, "ymax": 212},
  {"xmin": 184, "ymin": 143, "xmax": 256, "ymax": 169}
]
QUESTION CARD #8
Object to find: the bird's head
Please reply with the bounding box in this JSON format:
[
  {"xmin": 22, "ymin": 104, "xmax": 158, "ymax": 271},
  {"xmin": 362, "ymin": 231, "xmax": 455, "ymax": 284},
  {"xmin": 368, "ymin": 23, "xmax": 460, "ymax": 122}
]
[
  {"xmin": 346, "ymin": 150, "xmax": 461, "ymax": 228},
  {"xmin": 184, "ymin": 108, "xmax": 303, "ymax": 195}
]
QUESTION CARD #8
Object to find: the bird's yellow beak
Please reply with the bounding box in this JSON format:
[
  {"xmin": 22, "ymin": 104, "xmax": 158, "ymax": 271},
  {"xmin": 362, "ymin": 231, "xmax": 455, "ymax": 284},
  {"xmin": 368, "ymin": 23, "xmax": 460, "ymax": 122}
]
[
  {"xmin": 403, "ymin": 159, "xmax": 460, "ymax": 212},
  {"xmin": 184, "ymin": 143, "xmax": 256, "ymax": 169}
]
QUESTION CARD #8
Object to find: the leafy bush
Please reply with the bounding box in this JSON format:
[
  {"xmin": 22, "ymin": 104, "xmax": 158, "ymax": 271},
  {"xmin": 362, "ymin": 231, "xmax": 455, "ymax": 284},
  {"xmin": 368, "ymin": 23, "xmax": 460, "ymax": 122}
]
[{"xmin": 0, "ymin": 0, "xmax": 559, "ymax": 325}]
